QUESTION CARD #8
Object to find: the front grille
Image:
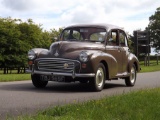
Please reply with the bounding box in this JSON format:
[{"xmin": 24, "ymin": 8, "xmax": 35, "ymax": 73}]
[{"xmin": 37, "ymin": 58, "xmax": 78, "ymax": 73}]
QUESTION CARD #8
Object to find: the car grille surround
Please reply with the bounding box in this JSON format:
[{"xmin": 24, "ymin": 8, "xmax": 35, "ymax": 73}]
[{"xmin": 36, "ymin": 58, "xmax": 80, "ymax": 73}]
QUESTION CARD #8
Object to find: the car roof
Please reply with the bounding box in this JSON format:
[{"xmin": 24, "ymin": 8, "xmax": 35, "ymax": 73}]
[{"xmin": 65, "ymin": 23, "xmax": 124, "ymax": 31}]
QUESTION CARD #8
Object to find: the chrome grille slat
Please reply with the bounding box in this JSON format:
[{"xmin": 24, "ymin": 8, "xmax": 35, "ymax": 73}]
[
  {"xmin": 37, "ymin": 58, "xmax": 76, "ymax": 73},
  {"xmin": 39, "ymin": 63, "xmax": 74, "ymax": 66},
  {"xmin": 39, "ymin": 61, "xmax": 72, "ymax": 64},
  {"xmin": 38, "ymin": 65, "xmax": 74, "ymax": 68}
]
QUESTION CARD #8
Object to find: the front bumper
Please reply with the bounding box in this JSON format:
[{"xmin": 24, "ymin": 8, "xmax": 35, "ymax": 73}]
[
  {"xmin": 27, "ymin": 58, "xmax": 95, "ymax": 78},
  {"xmin": 26, "ymin": 69, "xmax": 95, "ymax": 78}
]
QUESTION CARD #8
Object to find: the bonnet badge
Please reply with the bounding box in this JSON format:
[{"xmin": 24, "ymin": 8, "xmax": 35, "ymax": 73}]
[{"xmin": 64, "ymin": 63, "xmax": 69, "ymax": 69}]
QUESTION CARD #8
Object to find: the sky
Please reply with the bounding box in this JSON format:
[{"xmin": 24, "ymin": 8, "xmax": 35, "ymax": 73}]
[{"xmin": 0, "ymin": 0, "xmax": 160, "ymax": 34}]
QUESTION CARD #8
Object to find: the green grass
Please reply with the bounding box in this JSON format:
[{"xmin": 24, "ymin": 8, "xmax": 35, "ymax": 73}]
[
  {"xmin": 0, "ymin": 73, "xmax": 31, "ymax": 82},
  {"xmin": 140, "ymin": 60, "xmax": 160, "ymax": 72},
  {"xmin": 13, "ymin": 87, "xmax": 160, "ymax": 120}
]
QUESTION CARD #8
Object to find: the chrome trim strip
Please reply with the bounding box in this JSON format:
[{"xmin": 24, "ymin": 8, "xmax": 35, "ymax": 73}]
[
  {"xmin": 36, "ymin": 58, "xmax": 81, "ymax": 63},
  {"xmin": 26, "ymin": 70, "xmax": 95, "ymax": 77}
]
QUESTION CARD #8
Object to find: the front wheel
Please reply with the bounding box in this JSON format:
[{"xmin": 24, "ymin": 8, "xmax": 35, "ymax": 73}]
[
  {"xmin": 125, "ymin": 64, "xmax": 136, "ymax": 86},
  {"xmin": 89, "ymin": 63, "xmax": 106, "ymax": 92},
  {"xmin": 31, "ymin": 74, "xmax": 48, "ymax": 88}
]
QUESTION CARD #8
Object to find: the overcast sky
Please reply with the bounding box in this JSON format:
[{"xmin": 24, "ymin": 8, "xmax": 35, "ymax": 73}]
[{"xmin": 0, "ymin": 0, "xmax": 159, "ymax": 34}]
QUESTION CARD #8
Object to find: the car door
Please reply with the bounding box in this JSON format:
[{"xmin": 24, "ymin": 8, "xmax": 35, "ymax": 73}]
[{"xmin": 106, "ymin": 29, "xmax": 123, "ymax": 73}]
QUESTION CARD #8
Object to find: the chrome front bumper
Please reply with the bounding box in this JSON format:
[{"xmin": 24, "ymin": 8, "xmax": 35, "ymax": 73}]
[
  {"xmin": 27, "ymin": 59, "xmax": 95, "ymax": 78},
  {"xmin": 26, "ymin": 69, "xmax": 95, "ymax": 78}
]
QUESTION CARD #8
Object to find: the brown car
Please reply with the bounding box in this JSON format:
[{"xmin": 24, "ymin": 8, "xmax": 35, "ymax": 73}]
[{"xmin": 27, "ymin": 24, "xmax": 140, "ymax": 91}]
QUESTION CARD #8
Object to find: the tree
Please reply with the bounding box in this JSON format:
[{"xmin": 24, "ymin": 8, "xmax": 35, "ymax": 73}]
[
  {"xmin": 0, "ymin": 17, "xmax": 52, "ymax": 73},
  {"xmin": 147, "ymin": 7, "xmax": 160, "ymax": 53},
  {"xmin": 0, "ymin": 17, "xmax": 66, "ymax": 74},
  {"xmin": 0, "ymin": 17, "xmax": 21, "ymax": 68},
  {"xmin": 49, "ymin": 28, "xmax": 63, "ymax": 42}
]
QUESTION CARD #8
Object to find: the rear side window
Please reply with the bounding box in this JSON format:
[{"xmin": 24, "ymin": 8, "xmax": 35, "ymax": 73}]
[{"xmin": 119, "ymin": 31, "xmax": 128, "ymax": 46}]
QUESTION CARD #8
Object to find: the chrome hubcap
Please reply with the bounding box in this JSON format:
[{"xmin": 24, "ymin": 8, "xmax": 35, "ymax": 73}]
[
  {"xmin": 130, "ymin": 67, "xmax": 135, "ymax": 83},
  {"xmin": 96, "ymin": 67, "xmax": 104, "ymax": 88}
]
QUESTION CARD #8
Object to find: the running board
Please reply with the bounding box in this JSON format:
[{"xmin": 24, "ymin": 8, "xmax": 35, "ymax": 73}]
[{"xmin": 116, "ymin": 72, "xmax": 130, "ymax": 78}]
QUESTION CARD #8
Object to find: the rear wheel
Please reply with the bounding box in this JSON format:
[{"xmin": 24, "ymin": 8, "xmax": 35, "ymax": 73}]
[
  {"xmin": 31, "ymin": 74, "xmax": 48, "ymax": 88},
  {"xmin": 125, "ymin": 64, "xmax": 136, "ymax": 86},
  {"xmin": 89, "ymin": 63, "xmax": 106, "ymax": 92}
]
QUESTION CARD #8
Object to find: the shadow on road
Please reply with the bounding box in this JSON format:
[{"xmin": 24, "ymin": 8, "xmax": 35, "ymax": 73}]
[{"xmin": 0, "ymin": 81, "xmax": 126, "ymax": 93}]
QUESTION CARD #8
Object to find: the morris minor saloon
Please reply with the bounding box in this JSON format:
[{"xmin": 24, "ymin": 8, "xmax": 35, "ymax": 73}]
[{"xmin": 27, "ymin": 24, "xmax": 140, "ymax": 91}]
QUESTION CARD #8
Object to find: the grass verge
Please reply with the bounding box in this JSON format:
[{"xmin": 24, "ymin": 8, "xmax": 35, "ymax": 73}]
[
  {"xmin": 13, "ymin": 87, "xmax": 160, "ymax": 120},
  {"xmin": 0, "ymin": 73, "xmax": 31, "ymax": 82},
  {"xmin": 140, "ymin": 60, "xmax": 160, "ymax": 73}
]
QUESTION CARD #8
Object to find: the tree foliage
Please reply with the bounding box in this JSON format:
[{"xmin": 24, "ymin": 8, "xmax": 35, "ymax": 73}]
[
  {"xmin": 0, "ymin": 17, "xmax": 62, "ymax": 73},
  {"xmin": 0, "ymin": 17, "xmax": 21, "ymax": 68},
  {"xmin": 147, "ymin": 7, "xmax": 160, "ymax": 52},
  {"xmin": 50, "ymin": 28, "xmax": 63, "ymax": 42}
]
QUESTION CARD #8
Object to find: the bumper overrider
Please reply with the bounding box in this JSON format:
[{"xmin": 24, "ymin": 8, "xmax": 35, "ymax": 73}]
[{"xmin": 26, "ymin": 58, "xmax": 95, "ymax": 78}]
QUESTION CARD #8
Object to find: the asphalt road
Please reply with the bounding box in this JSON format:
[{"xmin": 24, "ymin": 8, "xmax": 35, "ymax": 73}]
[{"xmin": 0, "ymin": 71, "xmax": 160, "ymax": 119}]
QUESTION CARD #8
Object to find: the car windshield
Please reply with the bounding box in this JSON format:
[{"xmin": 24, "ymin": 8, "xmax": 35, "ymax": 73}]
[{"xmin": 60, "ymin": 27, "xmax": 106, "ymax": 42}]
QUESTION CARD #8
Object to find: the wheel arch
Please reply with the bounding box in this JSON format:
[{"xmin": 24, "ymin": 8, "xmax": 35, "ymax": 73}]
[
  {"xmin": 127, "ymin": 53, "xmax": 140, "ymax": 73},
  {"xmin": 133, "ymin": 61, "xmax": 138, "ymax": 72},
  {"xmin": 100, "ymin": 60, "xmax": 109, "ymax": 80},
  {"xmin": 90, "ymin": 52, "xmax": 118, "ymax": 79}
]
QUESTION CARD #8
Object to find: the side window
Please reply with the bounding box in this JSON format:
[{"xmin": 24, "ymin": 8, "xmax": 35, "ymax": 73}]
[
  {"xmin": 108, "ymin": 30, "xmax": 118, "ymax": 46},
  {"xmin": 119, "ymin": 31, "xmax": 128, "ymax": 46}
]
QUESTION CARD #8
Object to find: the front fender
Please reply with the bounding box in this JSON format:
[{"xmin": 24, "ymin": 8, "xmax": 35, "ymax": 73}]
[
  {"xmin": 90, "ymin": 51, "xmax": 118, "ymax": 78},
  {"xmin": 30, "ymin": 48, "xmax": 49, "ymax": 59}
]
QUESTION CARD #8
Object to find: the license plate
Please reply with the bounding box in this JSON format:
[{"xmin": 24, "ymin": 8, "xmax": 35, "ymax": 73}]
[{"xmin": 40, "ymin": 75, "xmax": 65, "ymax": 82}]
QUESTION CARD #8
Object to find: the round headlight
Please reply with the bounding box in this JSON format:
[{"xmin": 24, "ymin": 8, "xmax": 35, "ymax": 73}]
[
  {"xmin": 28, "ymin": 50, "xmax": 36, "ymax": 60},
  {"xmin": 79, "ymin": 51, "xmax": 88, "ymax": 62}
]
